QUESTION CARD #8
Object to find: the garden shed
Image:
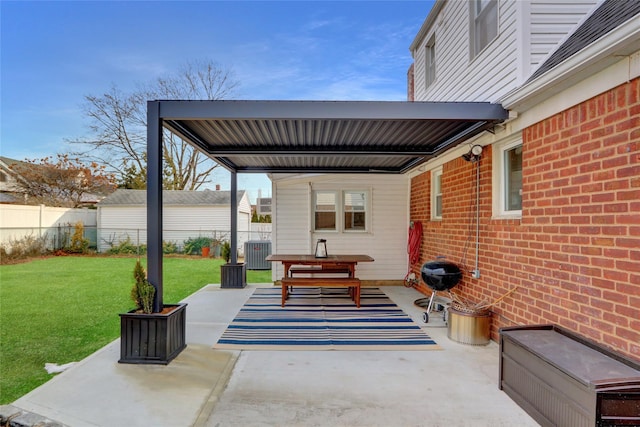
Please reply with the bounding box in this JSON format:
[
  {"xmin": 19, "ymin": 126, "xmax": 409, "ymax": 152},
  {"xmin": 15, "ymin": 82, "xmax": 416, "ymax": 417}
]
[{"xmin": 96, "ymin": 189, "xmax": 251, "ymax": 254}]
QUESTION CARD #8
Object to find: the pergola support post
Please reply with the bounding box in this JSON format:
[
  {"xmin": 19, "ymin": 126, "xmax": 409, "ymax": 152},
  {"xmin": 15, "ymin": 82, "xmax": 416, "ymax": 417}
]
[
  {"xmin": 230, "ymin": 171, "xmax": 238, "ymax": 264},
  {"xmin": 147, "ymin": 100, "xmax": 163, "ymax": 312},
  {"xmin": 220, "ymin": 170, "xmax": 246, "ymax": 288}
]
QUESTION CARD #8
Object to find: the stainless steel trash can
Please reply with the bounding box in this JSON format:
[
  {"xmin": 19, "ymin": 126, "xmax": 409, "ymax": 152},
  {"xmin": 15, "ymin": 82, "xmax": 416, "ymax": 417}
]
[{"xmin": 447, "ymin": 307, "xmax": 491, "ymax": 346}]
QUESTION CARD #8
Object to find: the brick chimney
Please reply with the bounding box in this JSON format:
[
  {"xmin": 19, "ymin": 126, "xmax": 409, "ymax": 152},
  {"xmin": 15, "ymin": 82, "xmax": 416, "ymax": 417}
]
[
  {"xmin": 215, "ymin": 184, "xmax": 221, "ymax": 191},
  {"xmin": 407, "ymin": 63, "xmax": 415, "ymax": 102}
]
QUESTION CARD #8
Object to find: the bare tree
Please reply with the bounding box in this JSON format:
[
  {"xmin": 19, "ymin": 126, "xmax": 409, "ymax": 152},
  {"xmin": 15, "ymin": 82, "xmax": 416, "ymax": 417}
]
[
  {"xmin": 72, "ymin": 60, "xmax": 239, "ymax": 190},
  {"xmin": 9, "ymin": 155, "xmax": 116, "ymax": 208}
]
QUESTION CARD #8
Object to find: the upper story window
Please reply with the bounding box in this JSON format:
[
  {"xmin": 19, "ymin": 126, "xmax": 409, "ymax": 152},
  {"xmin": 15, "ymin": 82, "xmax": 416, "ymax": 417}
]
[
  {"xmin": 471, "ymin": 0, "xmax": 498, "ymax": 57},
  {"xmin": 425, "ymin": 35, "xmax": 436, "ymax": 89},
  {"xmin": 314, "ymin": 191, "xmax": 337, "ymax": 231},
  {"xmin": 493, "ymin": 137, "xmax": 522, "ymax": 218},
  {"xmin": 431, "ymin": 167, "xmax": 443, "ymax": 220}
]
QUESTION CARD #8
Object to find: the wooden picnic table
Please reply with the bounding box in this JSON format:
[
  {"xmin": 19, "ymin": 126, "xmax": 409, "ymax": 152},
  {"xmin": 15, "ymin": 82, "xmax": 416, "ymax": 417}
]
[{"xmin": 265, "ymin": 254, "xmax": 374, "ymax": 307}]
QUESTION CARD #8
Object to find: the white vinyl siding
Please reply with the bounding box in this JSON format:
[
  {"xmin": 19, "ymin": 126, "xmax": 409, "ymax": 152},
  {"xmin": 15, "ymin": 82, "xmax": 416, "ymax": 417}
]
[
  {"xmin": 271, "ymin": 174, "xmax": 409, "ymax": 281},
  {"xmin": 412, "ymin": 0, "xmax": 519, "ymax": 102},
  {"xmin": 411, "ymin": 0, "xmax": 598, "ymax": 103},
  {"xmin": 529, "ymin": 0, "xmax": 599, "ymax": 69},
  {"xmin": 273, "ymin": 184, "xmax": 310, "ymax": 255}
]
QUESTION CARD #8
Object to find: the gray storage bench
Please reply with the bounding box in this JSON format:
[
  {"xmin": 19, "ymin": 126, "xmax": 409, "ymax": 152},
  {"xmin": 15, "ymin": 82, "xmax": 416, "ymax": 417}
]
[{"xmin": 500, "ymin": 324, "xmax": 640, "ymax": 427}]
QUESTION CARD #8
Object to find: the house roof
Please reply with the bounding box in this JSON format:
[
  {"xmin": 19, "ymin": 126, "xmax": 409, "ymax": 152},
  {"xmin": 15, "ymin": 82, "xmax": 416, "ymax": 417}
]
[
  {"xmin": 98, "ymin": 189, "xmax": 246, "ymax": 206},
  {"xmin": 157, "ymin": 100, "xmax": 508, "ymax": 174},
  {"xmin": 528, "ymin": 0, "xmax": 640, "ymax": 82}
]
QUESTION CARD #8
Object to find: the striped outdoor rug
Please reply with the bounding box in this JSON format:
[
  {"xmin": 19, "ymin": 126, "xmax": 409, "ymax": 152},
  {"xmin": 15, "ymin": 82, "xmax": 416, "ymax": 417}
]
[{"xmin": 214, "ymin": 287, "xmax": 440, "ymax": 350}]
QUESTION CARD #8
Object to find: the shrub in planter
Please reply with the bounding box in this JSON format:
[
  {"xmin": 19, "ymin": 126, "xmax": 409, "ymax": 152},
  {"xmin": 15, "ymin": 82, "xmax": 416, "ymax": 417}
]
[
  {"xmin": 221, "ymin": 240, "xmax": 231, "ymax": 263},
  {"xmin": 119, "ymin": 260, "xmax": 186, "ymax": 364},
  {"xmin": 130, "ymin": 260, "xmax": 155, "ymax": 314}
]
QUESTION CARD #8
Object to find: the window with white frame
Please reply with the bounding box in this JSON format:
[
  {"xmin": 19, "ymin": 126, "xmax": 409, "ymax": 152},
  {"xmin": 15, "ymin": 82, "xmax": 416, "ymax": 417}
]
[
  {"xmin": 505, "ymin": 144, "xmax": 523, "ymax": 211},
  {"xmin": 314, "ymin": 191, "xmax": 337, "ymax": 231},
  {"xmin": 471, "ymin": 0, "xmax": 498, "ymax": 57},
  {"xmin": 493, "ymin": 138, "xmax": 522, "ymax": 217},
  {"xmin": 343, "ymin": 190, "xmax": 367, "ymax": 231},
  {"xmin": 431, "ymin": 167, "xmax": 443, "ymax": 220},
  {"xmin": 425, "ymin": 35, "xmax": 436, "ymax": 89},
  {"xmin": 313, "ymin": 189, "xmax": 370, "ymax": 232}
]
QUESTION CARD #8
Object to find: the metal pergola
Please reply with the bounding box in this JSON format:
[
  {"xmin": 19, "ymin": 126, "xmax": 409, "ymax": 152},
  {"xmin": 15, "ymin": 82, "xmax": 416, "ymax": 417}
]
[{"xmin": 146, "ymin": 100, "xmax": 508, "ymax": 310}]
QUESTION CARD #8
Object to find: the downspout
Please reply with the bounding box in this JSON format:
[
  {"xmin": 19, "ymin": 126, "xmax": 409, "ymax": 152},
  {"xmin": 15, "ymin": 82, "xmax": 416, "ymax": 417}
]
[{"xmin": 473, "ymin": 159, "xmax": 480, "ymax": 279}]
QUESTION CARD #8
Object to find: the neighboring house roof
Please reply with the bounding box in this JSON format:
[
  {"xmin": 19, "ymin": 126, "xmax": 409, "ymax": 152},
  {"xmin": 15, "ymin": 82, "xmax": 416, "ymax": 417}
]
[
  {"xmin": 528, "ymin": 0, "xmax": 640, "ymax": 82},
  {"xmin": 0, "ymin": 192, "xmax": 22, "ymax": 203},
  {"xmin": 98, "ymin": 189, "xmax": 247, "ymax": 206},
  {"xmin": 0, "ymin": 156, "xmax": 27, "ymax": 179},
  {"xmin": 0, "ymin": 156, "xmax": 28, "ymax": 195},
  {"xmin": 0, "ymin": 156, "xmax": 107, "ymax": 206},
  {"xmin": 0, "ymin": 156, "xmax": 26, "ymax": 166}
]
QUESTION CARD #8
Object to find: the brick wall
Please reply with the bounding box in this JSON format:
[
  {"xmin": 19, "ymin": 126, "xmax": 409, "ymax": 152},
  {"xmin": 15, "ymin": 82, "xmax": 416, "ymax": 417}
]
[{"xmin": 410, "ymin": 78, "xmax": 640, "ymax": 362}]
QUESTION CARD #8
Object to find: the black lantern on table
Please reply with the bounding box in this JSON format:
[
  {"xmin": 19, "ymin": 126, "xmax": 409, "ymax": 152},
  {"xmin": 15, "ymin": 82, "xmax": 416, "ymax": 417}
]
[{"xmin": 315, "ymin": 239, "xmax": 328, "ymax": 258}]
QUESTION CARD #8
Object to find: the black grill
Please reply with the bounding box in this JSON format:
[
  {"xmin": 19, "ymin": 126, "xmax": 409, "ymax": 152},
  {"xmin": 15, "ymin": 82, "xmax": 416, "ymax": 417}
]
[{"xmin": 421, "ymin": 259, "xmax": 462, "ymax": 291}]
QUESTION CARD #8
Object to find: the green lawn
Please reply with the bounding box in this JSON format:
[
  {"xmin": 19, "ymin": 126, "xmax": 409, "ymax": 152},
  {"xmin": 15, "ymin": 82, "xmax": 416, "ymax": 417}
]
[{"xmin": 0, "ymin": 255, "xmax": 272, "ymax": 404}]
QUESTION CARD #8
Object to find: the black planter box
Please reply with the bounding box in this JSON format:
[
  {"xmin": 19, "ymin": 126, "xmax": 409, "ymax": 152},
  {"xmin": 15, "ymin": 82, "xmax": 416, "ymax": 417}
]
[
  {"xmin": 221, "ymin": 263, "xmax": 246, "ymax": 288},
  {"xmin": 119, "ymin": 303, "xmax": 187, "ymax": 365}
]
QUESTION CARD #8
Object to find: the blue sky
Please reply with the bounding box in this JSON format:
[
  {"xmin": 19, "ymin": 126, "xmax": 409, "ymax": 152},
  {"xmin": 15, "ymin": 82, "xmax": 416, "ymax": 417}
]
[{"xmin": 1, "ymin": 1, "xmax": 433, "ymax": 202}]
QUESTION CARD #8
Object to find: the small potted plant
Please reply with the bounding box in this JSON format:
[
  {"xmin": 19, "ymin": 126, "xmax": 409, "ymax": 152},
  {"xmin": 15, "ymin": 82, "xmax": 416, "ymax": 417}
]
[
  {"xmin": 131, "ymin": 259, "xmax": 155, "ymax": 313},
  {"xmin": 119, "ymin": 259, "xmax": 187, "ymax": 364},
  {"xmin": 220, "ymin": 241, "xmax": 246, "ymax": 288},
  {"xmin": 221, "ymin": 240, "xmax": 231, "ymax": 263}
]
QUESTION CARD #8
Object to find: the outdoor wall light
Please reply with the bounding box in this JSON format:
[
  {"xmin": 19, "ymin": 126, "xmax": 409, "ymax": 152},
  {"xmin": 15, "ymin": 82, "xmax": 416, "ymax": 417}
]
[{"xmin": 462, "ymin": 144, "xmax": 483, "ymax": 162}]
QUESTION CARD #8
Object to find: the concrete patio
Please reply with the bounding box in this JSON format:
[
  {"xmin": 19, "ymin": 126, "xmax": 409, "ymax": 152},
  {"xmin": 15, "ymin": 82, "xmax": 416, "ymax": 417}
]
[{"xmin": 7, "ymin": 284, "xmax": 538, "ymax": 427}]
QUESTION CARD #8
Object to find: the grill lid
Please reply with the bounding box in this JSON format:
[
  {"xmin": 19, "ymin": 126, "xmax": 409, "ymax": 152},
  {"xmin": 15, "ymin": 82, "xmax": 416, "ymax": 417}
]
[{"xmin": 421, "ymin": 259, "xmax": 462, "ymax": 291}]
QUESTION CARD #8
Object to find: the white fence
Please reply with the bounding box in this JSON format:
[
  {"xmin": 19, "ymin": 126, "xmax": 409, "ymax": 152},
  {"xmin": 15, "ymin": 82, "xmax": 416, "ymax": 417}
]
[
  {"xmin": 0, "ymin": 204, "xmax": 97, "ymax": 247},
  {"xmin": 97, "ymin": 228, "xmax": 271, "ymax": 255},
  {"xmin": 0, "ymin": 204, "xmax": 272, "ymax": 254}
]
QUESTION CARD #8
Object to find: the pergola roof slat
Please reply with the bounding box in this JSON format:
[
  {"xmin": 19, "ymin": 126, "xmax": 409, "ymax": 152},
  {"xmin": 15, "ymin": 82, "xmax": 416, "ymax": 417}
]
[{"xmin": 159, "ymin": 100, "xmax": 508, "ymax": 174}]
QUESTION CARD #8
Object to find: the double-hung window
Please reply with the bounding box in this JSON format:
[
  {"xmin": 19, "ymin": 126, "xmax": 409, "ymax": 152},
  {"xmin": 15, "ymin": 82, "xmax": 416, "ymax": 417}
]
[
  {"xmin": 343, "ymin": 190, "xmax": 367, "ymax": 231},
  {"xmin": 471, "ymin": 0, "xmax": 498, "ymax": 57},
  {"xmin": 493, "ymin": 138, "xmax": 522, "ymax": 217},
  {"xmin": 431, "ymin": 167, "xmax": 443, "ymax": 220},
  {"xmin": 505, "ymin": 144, "xmax": 523, "ymax": 212},
  {"xmin": 425, "ymin": 35, "xmax": 436, "ymax": 89},
  {"xmin": 314, "ymin": 191, "xmax": 337, "ymax": 231}
]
